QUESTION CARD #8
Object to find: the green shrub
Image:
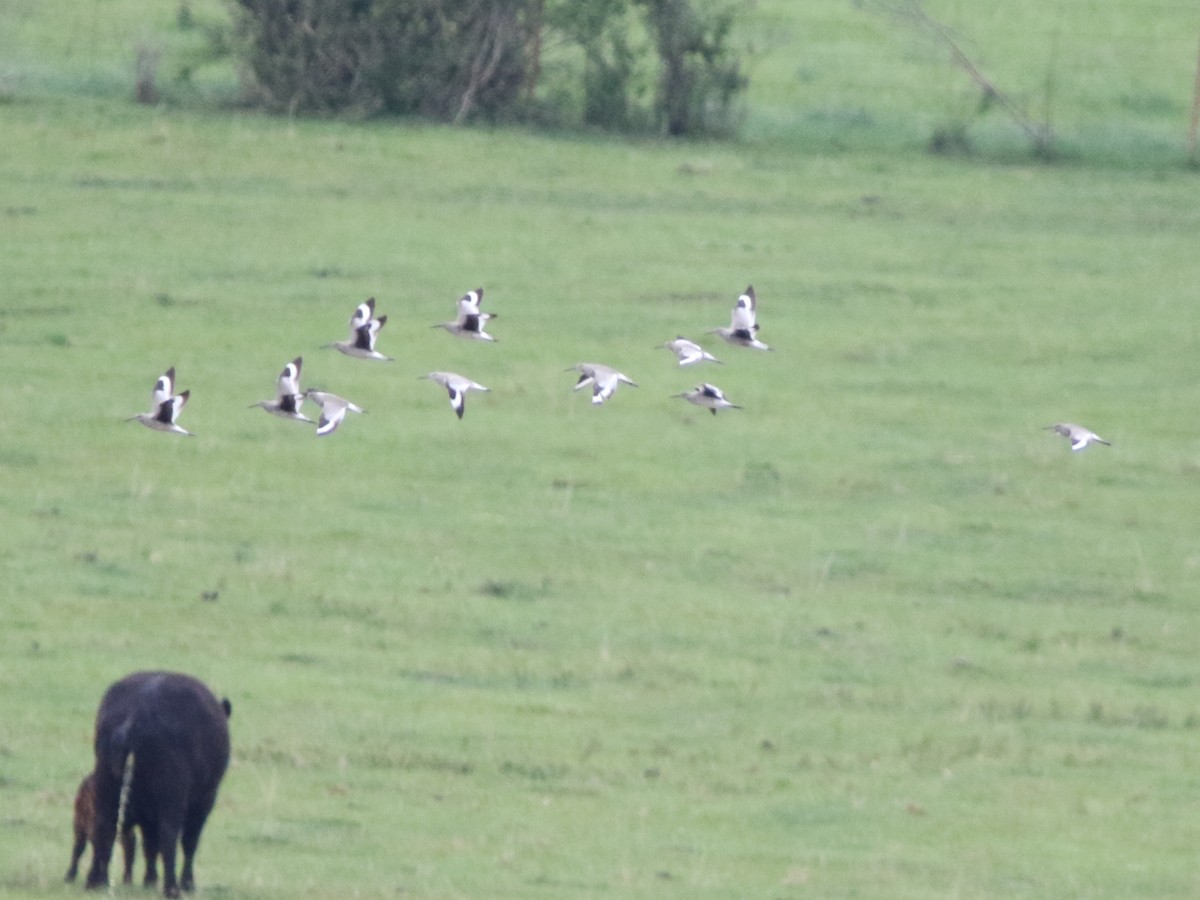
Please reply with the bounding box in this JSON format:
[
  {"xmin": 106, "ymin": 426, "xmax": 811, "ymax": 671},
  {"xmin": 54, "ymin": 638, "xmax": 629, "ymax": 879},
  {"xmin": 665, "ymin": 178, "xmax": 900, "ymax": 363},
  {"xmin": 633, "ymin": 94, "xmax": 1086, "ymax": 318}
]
[
  {"xmin": 228, "ymin": 0, "xmax": 748, "ymax": 134},
  {"xmin": 230, "ymin": 0, "xmax": 533, "ymax": 120},
  {"xmin": 642, "ymin": 0, "xmax": 746, "ymax": 136}
]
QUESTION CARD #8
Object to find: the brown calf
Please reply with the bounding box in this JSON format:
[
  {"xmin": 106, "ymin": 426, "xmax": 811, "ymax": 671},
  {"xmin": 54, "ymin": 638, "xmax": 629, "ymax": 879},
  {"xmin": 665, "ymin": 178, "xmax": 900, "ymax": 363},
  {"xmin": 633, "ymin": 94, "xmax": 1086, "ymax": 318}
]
[{"xmin": 65, "ymin": 772, "xmax": 140, "ymax": 884}]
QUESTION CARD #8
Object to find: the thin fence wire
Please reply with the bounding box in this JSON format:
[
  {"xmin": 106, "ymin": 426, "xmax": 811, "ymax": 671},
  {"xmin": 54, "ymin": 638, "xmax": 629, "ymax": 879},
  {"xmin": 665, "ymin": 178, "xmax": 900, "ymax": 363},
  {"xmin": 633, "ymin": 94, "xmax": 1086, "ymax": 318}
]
[{"xmin": 751, "ymin": 0, "xmax": 1200, "ymax": 160}]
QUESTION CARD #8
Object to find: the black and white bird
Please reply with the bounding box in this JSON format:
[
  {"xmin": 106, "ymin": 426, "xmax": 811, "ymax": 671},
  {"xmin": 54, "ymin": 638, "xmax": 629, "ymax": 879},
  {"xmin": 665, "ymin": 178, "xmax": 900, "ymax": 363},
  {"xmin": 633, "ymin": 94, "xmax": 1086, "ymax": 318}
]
[
  {"xmin": 568, "ymin": 363, "xmax": 638, "ymax": 406},
  {"xmin": 673, "ymin": 382, "xmax": 742, "ymax": 415},
  {"xmin": 305, "ymin": 390, "xmax": 365, "ymax": 436},
  {"xmin": 250, "ymin": 357, "xmax": 314, "ymax": 424},
  {"xmin": 328, "ymin": 297, "xmax": 392, "ymax": 360},
  {"xmin": 435, "ymin": 287, "xmax": 496, "ymax": 341},
  {"xmin": 419, "ymin": 371, "xmax": 490, "ymax": 419},
  {"xmin": 658, "ymin": 336, "xmax": 722, "ymax": 367},
  {"xmin": 1046, "ymin": 422, "xmax": 1110, "ymax": 451},
  {"xmin": 710, "ymin": 285, "xmax": 770, "ymax": 351},
  {"xmin": 127, "ymin": 367, "xmax": 193, "ymax": 435}
]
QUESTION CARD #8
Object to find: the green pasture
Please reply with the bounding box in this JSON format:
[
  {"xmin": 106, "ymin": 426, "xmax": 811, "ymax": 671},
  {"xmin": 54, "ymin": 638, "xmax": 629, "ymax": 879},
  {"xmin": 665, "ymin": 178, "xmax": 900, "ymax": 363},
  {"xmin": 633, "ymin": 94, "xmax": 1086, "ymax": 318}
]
[{"xmin": 3, "ymin": 1, "xmax": 1200, "ymax": 898}]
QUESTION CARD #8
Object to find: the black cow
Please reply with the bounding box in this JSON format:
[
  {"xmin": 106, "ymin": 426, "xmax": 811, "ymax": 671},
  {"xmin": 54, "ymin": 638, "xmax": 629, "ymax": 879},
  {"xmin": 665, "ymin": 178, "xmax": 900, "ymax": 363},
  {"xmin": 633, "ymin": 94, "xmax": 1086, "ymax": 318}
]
[
  {"xmin": 85, "ymin": 671, "xmax": 231, "ymax": 898},
  {"xmin": 65, "ymin": 772, "xmax": 139, "ymax": 884}
]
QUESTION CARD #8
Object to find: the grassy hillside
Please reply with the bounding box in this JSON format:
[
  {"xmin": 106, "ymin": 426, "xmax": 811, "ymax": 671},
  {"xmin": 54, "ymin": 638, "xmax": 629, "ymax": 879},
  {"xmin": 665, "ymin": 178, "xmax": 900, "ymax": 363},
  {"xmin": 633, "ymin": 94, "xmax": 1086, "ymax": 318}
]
[
  {"xmin": 3, "ymin": 0, "xmax": 1198, "ymax": 161},
  {"xmin": 3, "ymin": 2, "xmax": 1200, "ymax": 899},
  {"xmin": 747, "ymin": 0, "xmax": 1200, "ymax": 162}
]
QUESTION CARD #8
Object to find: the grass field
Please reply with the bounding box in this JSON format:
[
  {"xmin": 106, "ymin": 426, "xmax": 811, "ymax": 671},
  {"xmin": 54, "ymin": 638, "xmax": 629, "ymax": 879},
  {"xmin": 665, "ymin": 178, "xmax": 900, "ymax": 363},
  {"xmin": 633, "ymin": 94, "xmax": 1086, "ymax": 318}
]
[{"xmin": 3, "ymin": 1, "xmax": 1200, "ymax": 898}]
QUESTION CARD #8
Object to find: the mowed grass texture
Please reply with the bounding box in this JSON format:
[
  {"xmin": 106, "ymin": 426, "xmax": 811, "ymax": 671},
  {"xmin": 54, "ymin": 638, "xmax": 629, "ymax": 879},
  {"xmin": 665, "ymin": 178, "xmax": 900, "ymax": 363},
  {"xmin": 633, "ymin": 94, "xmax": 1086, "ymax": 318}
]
[{"xmin": 4, "ymin": 6, "xmax": 1200, "ymax": 900}]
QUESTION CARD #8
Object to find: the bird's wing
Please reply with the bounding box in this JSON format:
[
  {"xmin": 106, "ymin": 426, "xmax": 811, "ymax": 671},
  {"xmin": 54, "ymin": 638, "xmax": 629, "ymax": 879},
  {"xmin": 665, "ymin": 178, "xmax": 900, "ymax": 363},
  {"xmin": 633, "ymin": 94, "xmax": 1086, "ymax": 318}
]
[
  {"xmin": 457, "ymin": 289, "xmax": 483, "ymax": 317},
  {"xmin": 152, "ymin": 368, "xmax": 175, "ymax": 407},
  {"xmin": 158, "ymin": 390, "xmax": 189, "ymax": 424},
  {"xmin": 731, "ymin": 302, "xmax": 756, "ymax": 332},
  {"xmin": 349, "ymin": 299, "xmax": 371, "ymax": 330},
  {"xmin": 740, "ymin": 286, "xmax": 757, "ymax": 315},
  {"xmin": 315, "ymin": 403, "xmax": 346, "ymax": 436},
  {"xmin": 277, "ymin": 359, "xmax": 302, "ymax": 399},
  {"xmin": 366, "ymin": 315, "xmax": 386, "ymax": 349},
  {"xmin": 593, "ymin": 373, "xmax": 618, "ymax": 403}
]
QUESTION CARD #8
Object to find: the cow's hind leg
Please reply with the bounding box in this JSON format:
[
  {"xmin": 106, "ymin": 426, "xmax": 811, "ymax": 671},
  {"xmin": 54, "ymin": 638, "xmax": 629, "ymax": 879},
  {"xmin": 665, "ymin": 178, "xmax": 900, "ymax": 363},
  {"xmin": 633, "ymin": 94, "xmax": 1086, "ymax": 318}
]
[
  {"xmin": 141, "ymin": 822, "xmax": 159, "ymax": 887},
  {"xmin": 120, "ymin": 823, "xmax": 137, "ymax": 884},
  {"xmin": 178, "ymin": 806, "xmax": 213, "ymax": 893},
  {"xmin": 156, "ymin": 819, "xmax": 182, "ymax": 898}
]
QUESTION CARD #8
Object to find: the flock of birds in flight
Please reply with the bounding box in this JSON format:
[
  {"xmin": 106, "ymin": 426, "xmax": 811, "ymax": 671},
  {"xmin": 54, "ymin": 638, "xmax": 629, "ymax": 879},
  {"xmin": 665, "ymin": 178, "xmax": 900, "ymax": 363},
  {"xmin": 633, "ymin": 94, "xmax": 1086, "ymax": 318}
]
[
  {"xmin": 125, "ymin": 285, "xmax": 1110, "ymax": 450},
  {"xmin": 126, "ymin": 286, "xmax": 769, "ymax": 437}
]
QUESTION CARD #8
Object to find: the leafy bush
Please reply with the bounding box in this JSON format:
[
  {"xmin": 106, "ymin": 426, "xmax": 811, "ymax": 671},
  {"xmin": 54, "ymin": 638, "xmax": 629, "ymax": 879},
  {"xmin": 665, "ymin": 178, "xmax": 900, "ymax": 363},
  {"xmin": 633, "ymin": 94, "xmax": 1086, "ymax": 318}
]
[
  {"xmin": 642, "ymin": 0, "xmax": 746, "ymax": 136},
  {"xmin": 228, "ymin": 0, "xmax": 748, "ymax": 134},
  {"xmin": 547, "ymin": 0, "xmax": 647, "ymax": 131},
  {"xmin": 230, "ymin": 0, "xmax": 533, "ymax": 121}
]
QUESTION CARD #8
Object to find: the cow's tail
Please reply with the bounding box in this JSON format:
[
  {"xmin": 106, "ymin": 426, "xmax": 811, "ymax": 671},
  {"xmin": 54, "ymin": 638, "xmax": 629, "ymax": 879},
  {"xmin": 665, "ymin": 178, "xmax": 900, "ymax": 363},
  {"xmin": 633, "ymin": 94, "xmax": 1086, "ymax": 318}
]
[{"xmin": 111, "ymin": 750, "xmax": 135, "ymax": 888}]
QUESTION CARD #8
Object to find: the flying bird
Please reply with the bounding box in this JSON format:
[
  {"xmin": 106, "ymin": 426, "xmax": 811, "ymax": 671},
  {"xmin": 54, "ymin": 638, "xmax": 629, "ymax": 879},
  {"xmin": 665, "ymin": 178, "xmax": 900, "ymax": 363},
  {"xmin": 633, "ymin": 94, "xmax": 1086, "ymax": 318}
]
[
  {"xmin": 568, "ymin": 363, "xmax": 638, "ymax": 406},
  {"xmin": 710, "ymin": 285, "xmax": 770, "ymax": 351},
  {"xmin": 127, "ymin": 366, "xmax": 193, "ymax": 435},
  {"xmin": 434, "ymin": 287, "xmax": 497, "ymax": 341},
  {"xmin": 673, "ymin": 382, "xmax": 742, "ymax": 415},
  {"xmin": 327, "ymin": 297, "xmax": 392, "ymax": 360},
  {"xmin": 305, "ymin": 390, "xmax": 365, "ymax": 436},
  {"xmin": 658, "ymin": 336, "xmax": 722, "ymax": 367},
  {"xmin": 250, "ymin": 357, "xmax": 314, "ymax": 424},
  {"xmin": 1046, "ymin": 423, "xmax": 1111, "ymax": 451},
  {"xmin": 419, "ymin": 371, "xmax": 490, "ymax": 419}
]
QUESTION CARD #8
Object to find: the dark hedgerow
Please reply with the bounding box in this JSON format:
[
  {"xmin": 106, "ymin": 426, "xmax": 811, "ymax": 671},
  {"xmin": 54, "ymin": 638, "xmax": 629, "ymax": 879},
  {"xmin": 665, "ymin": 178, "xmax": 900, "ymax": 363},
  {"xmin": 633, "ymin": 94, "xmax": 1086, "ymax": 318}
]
[
  {"xmin": 229, "ymin": 0, "xmax": 533, "ymax": 121},
  {"xmin": 227, "ymin": 0, "xmax": 748, "ymax": 135}
]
